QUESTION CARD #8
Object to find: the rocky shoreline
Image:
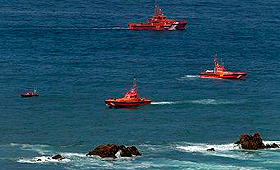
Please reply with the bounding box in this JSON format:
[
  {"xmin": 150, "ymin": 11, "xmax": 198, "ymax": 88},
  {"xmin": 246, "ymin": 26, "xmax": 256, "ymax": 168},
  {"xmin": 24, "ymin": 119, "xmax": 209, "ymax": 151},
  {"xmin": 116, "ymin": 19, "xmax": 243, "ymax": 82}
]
[{"xmin": 34, "ymin": 133, "xmax": 280, "ymax": 163}]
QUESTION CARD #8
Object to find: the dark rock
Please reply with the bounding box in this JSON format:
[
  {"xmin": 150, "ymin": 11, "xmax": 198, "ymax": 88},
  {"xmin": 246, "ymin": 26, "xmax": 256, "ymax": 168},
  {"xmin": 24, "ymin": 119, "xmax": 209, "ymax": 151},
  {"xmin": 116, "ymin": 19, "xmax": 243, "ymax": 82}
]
[
  {"xmin": 119, "ymin": 145, "xmax": 132, "ymax": 157},
  {"xmin": 37, "ymin": 159, "xmax": 42, "ymax": 161},
  {"xmin": 86, "ymin": 143, "xmax": 141, "ymax": 158},
  {"xmin": 86, "ymin": 143, "xmax": 120, "ymax": 158},
  {"xmin": 265, "ymin": 143, "xmax": 279, "ymax": 149},
  {"xmin": 126, "ymin": 146, "xmax": 141, "ymax": 156},
  {"xmin": 206, "ymin": 148, "xmax": 215, "ymax": 151},
  {"xmin": 52, "ymin": 154, "xmax": 64, "ymax": 160},
  {"xmin": 235, "ymin": 133, "xmax": 279, "ymax": 150}
]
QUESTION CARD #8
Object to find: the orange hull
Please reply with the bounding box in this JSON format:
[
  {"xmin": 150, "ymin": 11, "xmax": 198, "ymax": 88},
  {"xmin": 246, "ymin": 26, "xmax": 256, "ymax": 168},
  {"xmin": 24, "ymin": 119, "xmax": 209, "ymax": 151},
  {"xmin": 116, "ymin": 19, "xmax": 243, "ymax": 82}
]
[
  {"xmin": 21, "ymin": 91, "xmax": 39, "ymax": 97},
  {"xmin": 199, "ymin": 70, "xmax": 247, "ymax": 79},
  {"xmin": 128, "ymin": 21, "xmax": 187, "ymax": 31},
  {"xmin": 105, "ymin": 98, "xmax": 152, "ymax": 108}
]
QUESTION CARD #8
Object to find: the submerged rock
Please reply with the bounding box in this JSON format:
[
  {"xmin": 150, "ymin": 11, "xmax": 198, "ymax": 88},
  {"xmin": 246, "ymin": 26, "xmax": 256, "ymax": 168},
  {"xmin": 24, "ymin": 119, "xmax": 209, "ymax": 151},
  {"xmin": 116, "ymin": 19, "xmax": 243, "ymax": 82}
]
[
  {"xmin": 235, "ymin": 133, "xmax": 279, "ymax": 150},
  {"xmin": 206, "ymin": 148, "xmax": 215, "ymax": 151},
  {"xmin": 86, "ymin": 143, "xmax": 141, "ymax": 158},
  {"xmin": 52, "ymin": 154, "xmax": 64, "ymax": 160},
  {"xmin": 265, "ymin": 143, "xmax": 279, "ymax": 149}
]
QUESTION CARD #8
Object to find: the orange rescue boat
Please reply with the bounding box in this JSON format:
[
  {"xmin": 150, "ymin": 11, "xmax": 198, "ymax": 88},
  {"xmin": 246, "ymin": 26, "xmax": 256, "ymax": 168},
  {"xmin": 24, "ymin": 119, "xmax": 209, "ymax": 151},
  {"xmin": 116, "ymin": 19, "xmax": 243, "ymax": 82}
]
[
  {"xmin": 21, "ymin": 90, "xmax": 39, "ymax": 97},
  {"xmin": 127, "ymin": 1, "xmax": 187, "ymax": 31},
  {"xmin": 105, "ymin": 79, "xmax": 152, "ymax": 108},
  {"xmin": 199, "ymin": 55, "xmax": 247, "ymax": 79}
]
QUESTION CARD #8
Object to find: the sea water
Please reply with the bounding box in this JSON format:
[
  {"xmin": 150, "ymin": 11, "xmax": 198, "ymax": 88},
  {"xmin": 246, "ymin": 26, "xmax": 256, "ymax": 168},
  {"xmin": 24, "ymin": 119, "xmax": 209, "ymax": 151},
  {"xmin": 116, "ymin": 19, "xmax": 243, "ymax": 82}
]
[{"xmin": 0, "ymin": 0, "xmax": 280, "ymax": 169}]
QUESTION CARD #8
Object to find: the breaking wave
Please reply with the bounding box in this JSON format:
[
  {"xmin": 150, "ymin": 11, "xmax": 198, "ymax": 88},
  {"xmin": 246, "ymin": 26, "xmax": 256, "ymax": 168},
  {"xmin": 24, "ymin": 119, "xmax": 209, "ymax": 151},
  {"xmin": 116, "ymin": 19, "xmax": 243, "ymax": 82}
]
[
  {"xmin": 4, "ymin": 142, "xmax": 279, "ymax": 169},
  {"xmin": 18, "ymin": 156, "xmax": 71, "ymax": 164},
  {"xmin": 176, "ymin": 141, "xmax": 280, "ymax": 160}
]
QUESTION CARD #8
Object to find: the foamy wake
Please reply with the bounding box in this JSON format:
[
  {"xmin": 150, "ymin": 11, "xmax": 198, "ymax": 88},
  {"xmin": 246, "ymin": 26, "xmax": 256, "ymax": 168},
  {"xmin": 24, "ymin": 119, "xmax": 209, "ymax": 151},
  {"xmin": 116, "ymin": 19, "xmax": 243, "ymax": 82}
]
[
  {"xmin": 151, "ymin": 99, "xmax": 237, "ymax": 105},
  {"xmin": 190, "ymin": 99, "xmax": 236, "ymax": 105},
  {"xmin": 151, "ymin": 101, "xmax": 178, "ymax": 105},
  {"xmin": 91, "ymin": 27, "xmax": 129, "ymax": 30},
  {"xmin": 176, "ymin": 75, "xmax": 199, "ymax": 81}
]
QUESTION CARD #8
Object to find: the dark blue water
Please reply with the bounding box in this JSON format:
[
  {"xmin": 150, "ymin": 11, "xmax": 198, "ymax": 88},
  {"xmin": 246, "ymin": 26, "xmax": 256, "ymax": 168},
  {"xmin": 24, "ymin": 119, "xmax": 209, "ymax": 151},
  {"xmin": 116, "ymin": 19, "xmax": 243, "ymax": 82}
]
[{"xmin": 1, "ymin": 0, "xmax": 280, "ymax": 169}]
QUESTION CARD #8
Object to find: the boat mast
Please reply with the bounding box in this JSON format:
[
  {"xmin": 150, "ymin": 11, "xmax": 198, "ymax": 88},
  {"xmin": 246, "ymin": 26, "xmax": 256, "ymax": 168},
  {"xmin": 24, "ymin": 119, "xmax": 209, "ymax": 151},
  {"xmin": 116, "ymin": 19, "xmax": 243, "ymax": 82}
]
[
  {"xmin": 213, "ymin": 54, "xmax": 219, "ymax": 72},
  {"xmin": 132, "ymin": 78, "xmax": 138, "ymax": 91},
  {"xmin": 154, "ymin": 0, "xmax": 163, "ymax": 15}
]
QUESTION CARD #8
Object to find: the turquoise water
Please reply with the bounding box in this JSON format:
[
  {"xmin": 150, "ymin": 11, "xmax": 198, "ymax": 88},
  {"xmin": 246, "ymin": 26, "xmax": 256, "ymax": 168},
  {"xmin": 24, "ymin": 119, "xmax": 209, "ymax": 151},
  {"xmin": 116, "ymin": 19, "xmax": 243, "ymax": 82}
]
[{"xmin": 0, "ymin": 0, "xmax": 280, "ymax": 169}]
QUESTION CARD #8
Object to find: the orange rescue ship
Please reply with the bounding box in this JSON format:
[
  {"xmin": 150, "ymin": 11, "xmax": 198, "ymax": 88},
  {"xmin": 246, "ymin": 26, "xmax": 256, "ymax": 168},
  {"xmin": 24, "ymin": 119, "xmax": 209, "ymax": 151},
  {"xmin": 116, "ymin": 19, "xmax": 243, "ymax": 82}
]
[
  {"xmin": 21, "ymin": 90, "xmax": 39, "ymax": 97},
  {"xmin": 128, "ymin": 2, "xmax": 187, "ymax": 31},
  {"xmin": 105, "ymin": 79, "xmax": 152, "ymax": 108},
  {"xmin": 199, "ymin": 55, "xmax": 247, "ymax": 79}
]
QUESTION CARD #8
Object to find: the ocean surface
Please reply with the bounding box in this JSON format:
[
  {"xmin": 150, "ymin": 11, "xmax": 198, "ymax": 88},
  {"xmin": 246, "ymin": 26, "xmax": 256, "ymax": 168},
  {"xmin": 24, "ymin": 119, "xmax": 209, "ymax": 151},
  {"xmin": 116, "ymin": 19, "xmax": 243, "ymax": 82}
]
[{"xmin": 1, "ymin": 0, "xmax": 280, "ymax": 169}]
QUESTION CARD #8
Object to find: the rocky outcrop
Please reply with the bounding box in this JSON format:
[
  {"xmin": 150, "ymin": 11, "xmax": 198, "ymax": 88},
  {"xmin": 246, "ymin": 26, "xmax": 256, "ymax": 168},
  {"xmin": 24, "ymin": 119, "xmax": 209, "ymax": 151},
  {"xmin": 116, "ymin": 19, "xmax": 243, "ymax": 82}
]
[
  {"xmin": 235, "ymin": 133, "xmax": 279, "ymax": 150},
  {"xmin": 86, "ymin": 143, "xmax": 141, "ymax": 158},
  {"xmin": 52, "ymin": 154, "xmax": 64, "ymax": 160},
  {"xmin": 265, "ymin": 143, "xmax": 279, "ymax": 149},
  {"xmin": 206, "ymin": 148, "xmax": 215, "ymax": 151}
]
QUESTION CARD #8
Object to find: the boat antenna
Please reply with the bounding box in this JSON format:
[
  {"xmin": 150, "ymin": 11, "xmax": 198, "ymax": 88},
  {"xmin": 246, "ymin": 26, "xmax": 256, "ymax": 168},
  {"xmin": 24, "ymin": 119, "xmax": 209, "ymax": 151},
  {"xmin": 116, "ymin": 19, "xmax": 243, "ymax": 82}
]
[
  {"xmin": 154, "ymin": 0, "xmax": 162, "ymax": 15},
  {"xmin": 132, "ymin": 78, "xmax": 138, "ymax": 91},
  {"xmin": 213, "ymin": 53, "xmax": 218, "ymax": 65}
]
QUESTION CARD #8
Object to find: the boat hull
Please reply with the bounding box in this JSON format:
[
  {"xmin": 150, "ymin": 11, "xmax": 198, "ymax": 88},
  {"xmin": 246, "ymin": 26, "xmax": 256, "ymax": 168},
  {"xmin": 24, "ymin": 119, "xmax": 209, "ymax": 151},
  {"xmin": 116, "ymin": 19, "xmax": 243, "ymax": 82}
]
[
  {"xmin": 105, "ymin": 99, "xmax": 152, "ymax": 108},
  {"xmin": 199, "ymin": 71, "xmax": 247, "ymax": 79},
  {"xmin": 21, "ymin": 93, "xmax": 39, "ymax": 97},
  {"xmin": 128, "ymin": 21, "xmax": 187, "ymax": 30}
]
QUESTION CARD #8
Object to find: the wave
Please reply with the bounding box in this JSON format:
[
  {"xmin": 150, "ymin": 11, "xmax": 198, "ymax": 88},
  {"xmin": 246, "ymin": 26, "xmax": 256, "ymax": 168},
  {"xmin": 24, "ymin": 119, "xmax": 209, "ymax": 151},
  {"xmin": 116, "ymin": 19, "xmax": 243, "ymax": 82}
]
[
  {"xmin": 7, "ymin": 142, "xmax": 279, "ymax": 169},
  {"xmin": 176, "ymin": 142, "xmax": 239, "ymax": 153},
  {"xmin": 18, "ymin": 156, "xmax": 71, "ymax": 164},
  {"xmin": 176, "ymin": 141, "xmax": 280, "ymax": 152},
  {"xmin": 9, "ymin": 143, "xmax": 52, "ymax": 155},
  {"xmin": 175, "ymin": 141, "xmax": 280, "ymax": 160}
]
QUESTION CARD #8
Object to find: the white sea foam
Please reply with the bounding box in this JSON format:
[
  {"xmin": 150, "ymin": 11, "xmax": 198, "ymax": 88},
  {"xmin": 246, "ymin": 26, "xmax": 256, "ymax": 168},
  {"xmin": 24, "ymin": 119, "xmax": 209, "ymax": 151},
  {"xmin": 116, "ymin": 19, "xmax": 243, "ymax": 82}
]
[
  {"xmin": 184, "ymin": 75, "xmax": 199, "ymax": 78},
  {"xmin": 191, "ymin": 99, "xmax": 235, "ymax": 105},
  {"xmin": 18, "ymin": 156, "xmax": 70, "ymax": 164},
  {"xmin": 12, "ymin": 142, "xmax": 279, "ymax": 169},
  {"xmin": 91, "ymin": 27, "xmax": 129, "ymax": 30},
  {"xmin": 151, "ymin": 99, "xmax": 236, "ymax": 105},
  {"xmin": 263, "ymin": 141, "xmax": 280, "ymax": 145},
  {"xmin": 115, "ymin": 150, "xmax": 122, "ymax": 158},
  {"xmin": 151, "ymin": 101, "xmax": 177, "ymax": 105},
  {"xmin": 176, "ymin": 75, "xmax": 198, "ymax": 81},
  {"xmin": 63, "ymin": 152, "xmax": 87, "ymax": 157},
  {"xmin": 176, "ymin": 143, "xmax": 239, "ymax": 153},
  {"xmin": 9, "ymin": 143, "xmax": 52, "ymax": 155},
  {"xmin": 176, "ymin": 141, "xmax": 280, "ymax": 161}
]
